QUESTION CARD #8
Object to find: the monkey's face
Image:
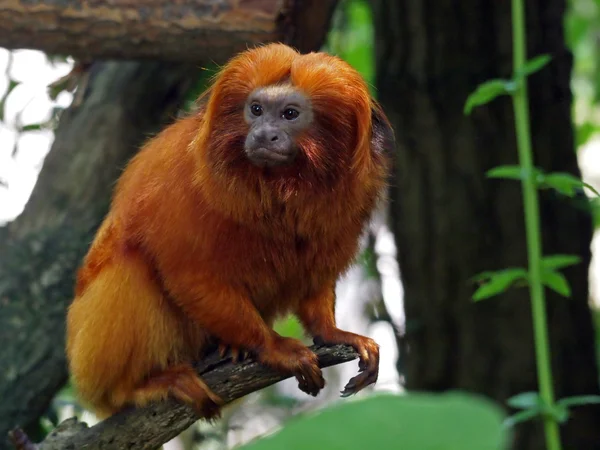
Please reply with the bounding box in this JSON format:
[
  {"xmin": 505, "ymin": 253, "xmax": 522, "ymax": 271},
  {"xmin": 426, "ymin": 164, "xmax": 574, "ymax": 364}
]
[
  {"xmin": 202, "ymin": 43, "xmax": 391, "ymax": 196},
  {"xmin": 243, "ymin": 84, "xmax": 314, "ymax": 168}
]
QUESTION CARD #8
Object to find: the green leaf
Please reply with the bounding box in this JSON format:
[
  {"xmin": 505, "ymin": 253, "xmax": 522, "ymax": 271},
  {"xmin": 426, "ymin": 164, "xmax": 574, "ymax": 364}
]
[
  {"xmin": 7, "ymin": 79, "xmax": 20, "ymax": 95},
  {"xmin": 545, "ymin": 403, "xmax": 570, "ymax": 423},
  {"xmin": 486, "ymin": 165, "xmax": 524, "ymax": 180},
  {"xmin": 469, "ymin": 271, "xmax": 497, "ymax": 283},
  {"xmin": 584, "ymin": 182, "xmax": 600, "ymax": 197},
  {"xmin": 486, "ymin": 165, "xmax": 545, "ymax": 182},
  {"xmin": 503, "ymin": 409, "xmax": 541, "ymax": 428},
  {"xmin": 521, "ymin": 54, "xmax": 552, "ymax": 76},
  {"xmin": 20, "ymin": 123, "xmax": 45, "ymax": 132},
  {"xmin": 575, "ymin": 121, "xmax": 599, "ymax": 148},
  {"xmin": 565, "ymin": 12, "xmax": 589, "ymax": 48},
  {"xmin": 541, "ymin": 255, "xmax": 581, "ymax": 270},
  {"xmin": 240, "ymin": 393, "xmax": 506, "ymax": 450},
  {"xmin": 505, "ymin": 392, "xmax": 570, "ymax": 425},
  {"xmin": 472, "ymin": 268, "xmax": 528, "ymax": 301},
  {"xmin": 464, "ymin": 79, "xmax": 512, "ymax": 115},
  {"xmin": 507, "ymin": 392, "xmax": 541, "ymax": 410},
  {"xmin": 541, "ymin": 270, "xmax": 571, "ymax": 297},
  {"xmin": 558, "ymin": 395, "xmax": 600, "ymax": 407},
  {"xmin": 541, "ymin": 172, "xmax": 600, "ymax": 197}
]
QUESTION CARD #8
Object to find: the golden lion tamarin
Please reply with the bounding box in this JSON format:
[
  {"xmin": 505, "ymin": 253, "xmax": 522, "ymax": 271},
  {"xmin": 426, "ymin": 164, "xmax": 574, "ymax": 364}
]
[{"xmin": 66, "ymin": 43, "xmax": 394, "ymax": 419}]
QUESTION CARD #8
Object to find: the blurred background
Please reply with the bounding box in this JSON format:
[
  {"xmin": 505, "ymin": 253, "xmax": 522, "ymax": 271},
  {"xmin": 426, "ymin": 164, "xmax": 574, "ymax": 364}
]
[{"xmin": 1, "ymin": 0, "xmax": 600, "ymax": 449}]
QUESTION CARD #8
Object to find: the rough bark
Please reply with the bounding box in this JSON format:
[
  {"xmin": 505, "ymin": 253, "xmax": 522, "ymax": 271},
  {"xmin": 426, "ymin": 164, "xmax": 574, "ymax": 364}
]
[
  {"xmin": 0, "ymin": 60, "xmax": 201, "ymax": 450},
  {"xmin": 0, "ymin": 0, "xmax": 337, "ymax": 62},
  {"xmin": 22, "ymin": 345, "xmax": 358, "ymax": 450},
  {"xmin": 373, "ymin": 1, "xmax": 600, "ymax": 449}
]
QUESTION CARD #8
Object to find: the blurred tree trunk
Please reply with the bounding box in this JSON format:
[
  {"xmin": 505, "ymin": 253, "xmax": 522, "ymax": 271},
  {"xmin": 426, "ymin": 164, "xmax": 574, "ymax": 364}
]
[
  {"xmin": 373, "ymin": 1, "xmax": 600, "ymax": 449},
  {"xmin": 0, "ymin": 61, "xmax": 200, "ymax": 450}
]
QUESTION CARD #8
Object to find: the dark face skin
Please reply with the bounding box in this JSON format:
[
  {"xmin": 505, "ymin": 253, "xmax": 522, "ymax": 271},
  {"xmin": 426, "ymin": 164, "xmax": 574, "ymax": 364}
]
[{"xmin": 244, "ymin": 84, "xmax": 314, "ymax": 168}]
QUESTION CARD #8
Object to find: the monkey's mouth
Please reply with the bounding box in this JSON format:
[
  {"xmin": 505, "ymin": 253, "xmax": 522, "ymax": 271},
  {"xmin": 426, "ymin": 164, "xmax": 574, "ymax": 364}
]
[{"xmin": 245, "ymin": 147, "xmax": 298, "ymax": 168}]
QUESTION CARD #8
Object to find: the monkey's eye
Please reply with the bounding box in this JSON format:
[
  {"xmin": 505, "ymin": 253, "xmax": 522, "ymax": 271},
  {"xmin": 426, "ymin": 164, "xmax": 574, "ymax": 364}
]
[
  {"xmin": 282, "ymin": 108, "xmax": 300, "ymax": 121},
  {"xmin": 250, "ymin": 104, "xmax": 263, "ymax": 117}
]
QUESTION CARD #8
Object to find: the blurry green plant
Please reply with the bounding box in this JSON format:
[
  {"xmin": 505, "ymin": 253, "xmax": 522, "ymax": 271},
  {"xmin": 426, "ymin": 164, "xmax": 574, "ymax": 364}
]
[
  {"xmin": 323, "ymin": 0, "xmax": 375, "ymax": 89},
  {"xmin": 240, "ymin": 393, "xmax": 506, "ymax": 450},
  {"xmin": 565, "ymin": 0, "xmax": 600, "ymax": 148},
  {"xmin": 464, "ymin": 0, "xmax": 600, "ymax": 449}
]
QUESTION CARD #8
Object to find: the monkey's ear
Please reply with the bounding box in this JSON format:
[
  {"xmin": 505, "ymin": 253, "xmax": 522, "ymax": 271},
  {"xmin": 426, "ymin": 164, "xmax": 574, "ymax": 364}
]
[{"xmin": 370, "ymin": 103, "xmax": 395, "ymax": 157}]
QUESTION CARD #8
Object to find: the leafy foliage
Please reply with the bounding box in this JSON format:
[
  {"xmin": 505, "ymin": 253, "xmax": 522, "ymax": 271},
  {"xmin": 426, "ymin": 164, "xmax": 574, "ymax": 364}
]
[
  {"xmin": 565, "ymin": 0, "xmax": 600, "ymax": 148},
  {"xmin": 464, "ymin": 55, "xmax": 551, "ymax": 115},
  {"xmin": 240, "ymin": 393, "xmax": 507, "ymax": 450},
  {"xmin": 520, "ymin": 55, "xmax": 552, "ymax": 76},
  {"xmin": 472, "ymin": 268, "xmax": 529, "ymax": 301},
  {"xmin": 505, "ymin": 392, "xmax": 600, "ymax": 428},
  {"xmin": 323, "ymin": 0, "xmax": 375, "ymax": 89},
  {"xmin": 464, "ymin": 79, "xmax": 513, "ymax": 114},
  {"xmin": 486, "ymin": 165, "xmax": 600, "ymax": 197}
]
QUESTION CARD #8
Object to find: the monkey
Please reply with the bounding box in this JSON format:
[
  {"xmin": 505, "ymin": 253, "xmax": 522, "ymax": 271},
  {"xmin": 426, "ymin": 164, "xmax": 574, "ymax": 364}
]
[{"xmin": 66, "ymin": 43, "xmax": 395, "ymax": 420}]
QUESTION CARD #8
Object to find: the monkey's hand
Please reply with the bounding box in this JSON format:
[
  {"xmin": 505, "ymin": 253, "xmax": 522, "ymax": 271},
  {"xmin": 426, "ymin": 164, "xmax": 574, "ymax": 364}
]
[
  {"xmin": 258, "ymin": 335, "xmax": 325, "ymax": 397},
  {"xmin": 167, "ymin": 276, "xmax": 325, "ymax": 397},
  {"xmin": 297, "ymin": 287, "xmax": 380, "ymax": 397},
  {"xmin": 314, "ymin": 331, "xmax": 379, "ymax": 397}
]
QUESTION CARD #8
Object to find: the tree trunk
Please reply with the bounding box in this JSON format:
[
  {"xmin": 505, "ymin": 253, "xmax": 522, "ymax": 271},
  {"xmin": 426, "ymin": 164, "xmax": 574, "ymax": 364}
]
[
  {"xmin": 373, "ymin": 1, "xmax": 600, "ymax": 449},
  {"xmin": 0, "ymin": 61, "xmax": 200, "ymax": 450},
  {"xmin": 0, "ymin": 0, "xmax": 337, "ymax": 62}
]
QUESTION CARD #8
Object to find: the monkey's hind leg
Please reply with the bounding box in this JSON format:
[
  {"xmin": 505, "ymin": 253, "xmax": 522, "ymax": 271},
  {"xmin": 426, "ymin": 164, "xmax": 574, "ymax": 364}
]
[
  {"xmin": 67, "ymin": 252, "xmax": 222, "ymax": 418},
  {"xmin": 131, "ymin": 363, "xmax": 223, "ymax": 419}
]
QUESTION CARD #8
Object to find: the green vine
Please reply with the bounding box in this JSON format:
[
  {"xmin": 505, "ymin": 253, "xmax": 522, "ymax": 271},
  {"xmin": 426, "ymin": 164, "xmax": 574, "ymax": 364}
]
[{"xmin": 464, "ymin": 0, "xmax": 600, "ymax": 448}]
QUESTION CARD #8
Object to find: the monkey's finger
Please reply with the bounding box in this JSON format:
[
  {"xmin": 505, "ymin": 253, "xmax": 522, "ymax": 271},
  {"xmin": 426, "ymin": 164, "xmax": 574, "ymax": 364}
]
[
  {"xmin": 295, "ymin": 362, "xmax": 324, "ymax": 397},
  {"xmin": 296, "ymin": 373, "xmax": 311, "ymax": 396},
  {"xmin": 340, "ymin": 357, "xmax": 379, "ymax": 397},
  {"xmin": 357, "ymin": 346, "xmax": 371, "ymax": 371},
  {"xmin": 218, "ymin": 344, "xmax": 229, "ymax": 359},
  {"xmin": 304, "ymin": 365, "xmax": 325, "ymax": 396},
  {"xmin": 340, "ymin": 369, "xmax": 378, "ymax": 397},
  {"xmin": 297, "ymin": 372, "xmax": 320, "ymax": 397},
  {"xmin": 231, "ymin": 348, "xmax": 250, "ymax": 363}
]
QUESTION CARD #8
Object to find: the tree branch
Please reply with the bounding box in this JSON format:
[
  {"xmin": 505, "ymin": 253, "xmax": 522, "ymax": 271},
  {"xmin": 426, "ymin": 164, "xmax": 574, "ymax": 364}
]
[
  {"xmin": 0, "ymin": 0, "xmax": 337, "ymax": 63},
  {"xmin": 22, "ymin": 344, "xmax": 358, "ymax": 450}
]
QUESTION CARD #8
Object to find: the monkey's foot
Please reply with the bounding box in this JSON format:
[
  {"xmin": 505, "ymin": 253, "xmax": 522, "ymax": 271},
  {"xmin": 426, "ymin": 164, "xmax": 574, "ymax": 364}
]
[
  {"xmin": 313, "ymin": 332, "xmax": 379, "ymax": 397},
  {"xmin": 135, "ymin": 364, "xmax": 224, "ymax": 419},
  {"xmin": 218, "ymin": 343, "xmax": 249, "ymax": 363},
  {"xmin": 259, "ymin": 335, "xmax": 325, "ymax": 397}
]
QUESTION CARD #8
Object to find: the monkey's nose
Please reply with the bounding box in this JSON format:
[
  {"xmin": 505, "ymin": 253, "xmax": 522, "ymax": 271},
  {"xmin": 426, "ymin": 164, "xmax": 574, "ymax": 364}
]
[{"xmin": 254, "ymin": 130, "xmax": 281, "ymax": 145}]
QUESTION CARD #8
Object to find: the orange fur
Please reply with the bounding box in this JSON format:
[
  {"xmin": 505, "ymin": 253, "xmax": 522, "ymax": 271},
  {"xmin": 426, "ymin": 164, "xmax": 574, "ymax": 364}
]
[{"xmin": 66, "ymin": 43, "xmax": 394, "ymax": 418}]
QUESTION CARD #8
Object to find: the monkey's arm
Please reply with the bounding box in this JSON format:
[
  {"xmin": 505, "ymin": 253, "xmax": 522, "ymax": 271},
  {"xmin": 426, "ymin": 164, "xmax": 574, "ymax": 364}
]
[
  {"xmin": 297, "ymin": 284, "xmax": 379, "ymax": 396},
  {"xmin": 166, "ymin": 272, "xmax": 325, "ymax": 396}
]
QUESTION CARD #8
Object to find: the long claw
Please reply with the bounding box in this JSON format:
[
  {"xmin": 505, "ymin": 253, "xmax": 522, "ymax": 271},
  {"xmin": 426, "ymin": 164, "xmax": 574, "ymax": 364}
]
[
  {"xmin": 340, "ymin": 368, "xmax": 378, "ymax": 397},
  {"xmin": 218, "ymin": 343, "xmax": 248, "ymax": 364},
  {"xmin": 218, "ymin": 344, "xmax": 229, "ymax": 359}
]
